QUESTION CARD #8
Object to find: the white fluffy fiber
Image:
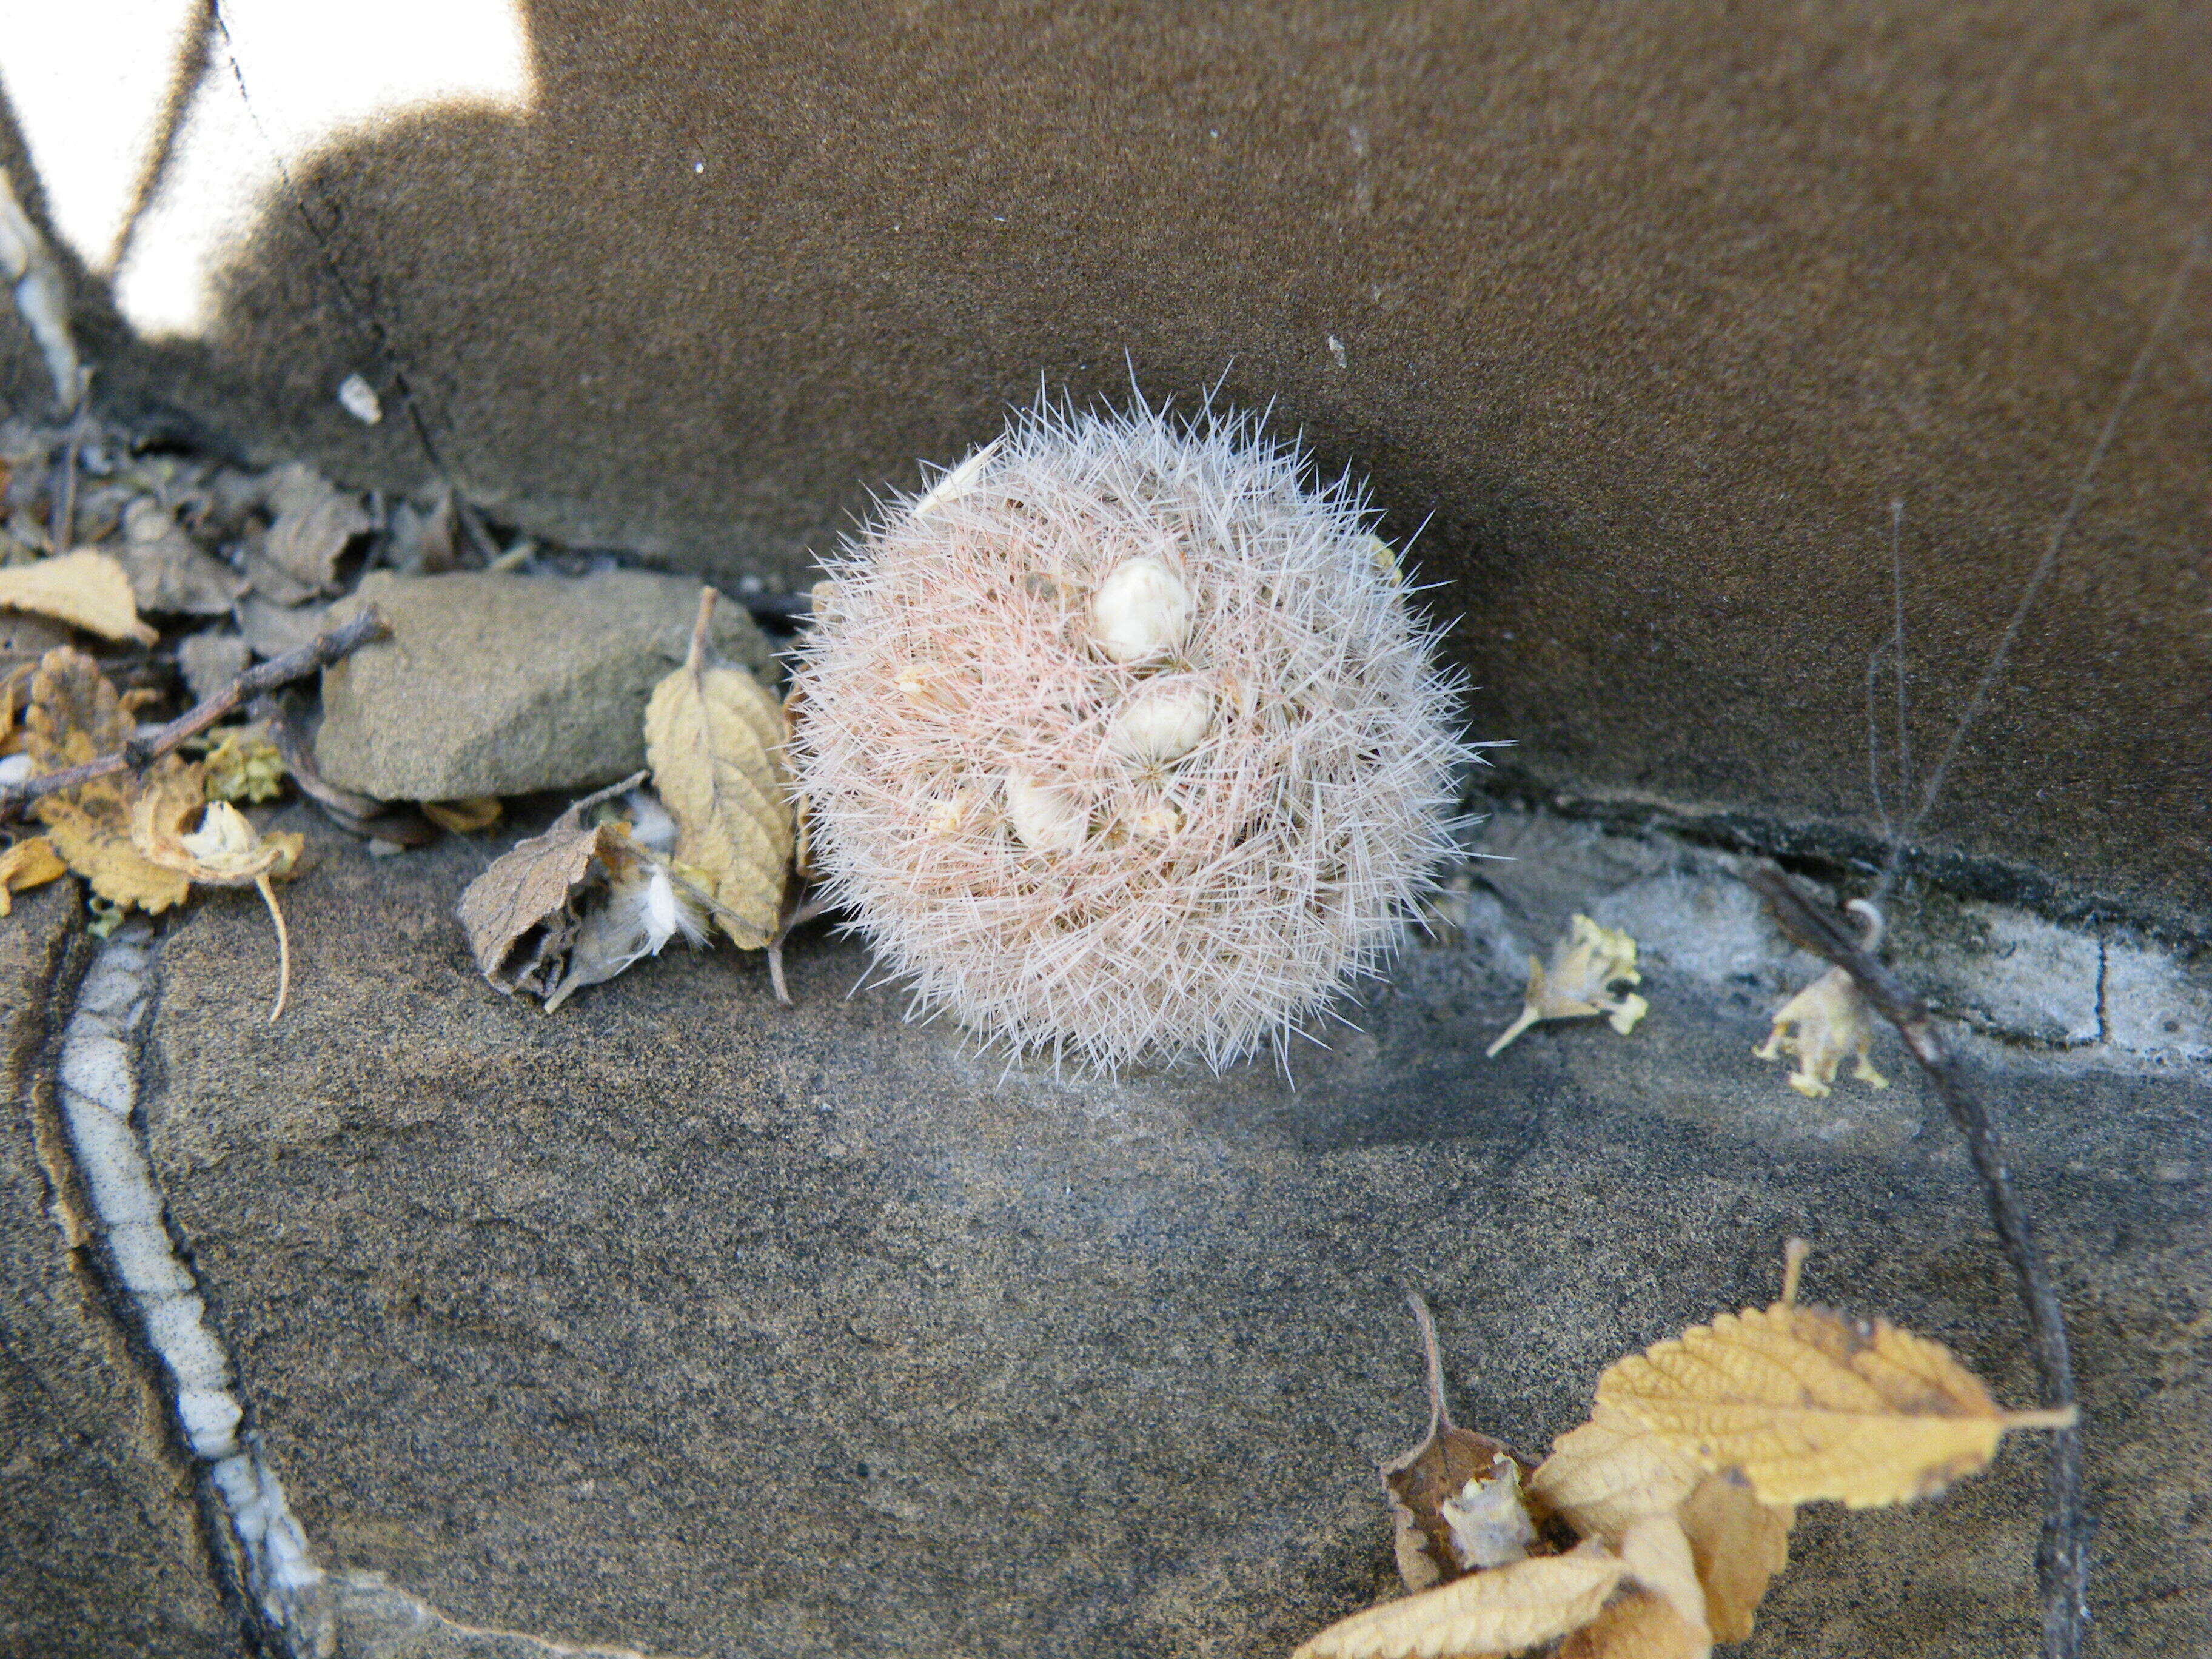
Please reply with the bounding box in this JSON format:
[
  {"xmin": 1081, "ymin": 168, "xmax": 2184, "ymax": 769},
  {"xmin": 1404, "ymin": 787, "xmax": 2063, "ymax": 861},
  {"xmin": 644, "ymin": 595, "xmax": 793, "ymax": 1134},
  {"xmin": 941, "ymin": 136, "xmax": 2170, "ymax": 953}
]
[{"xmin": 791, "ymin": 397, "xmax": 1475, "ymax": 1071}]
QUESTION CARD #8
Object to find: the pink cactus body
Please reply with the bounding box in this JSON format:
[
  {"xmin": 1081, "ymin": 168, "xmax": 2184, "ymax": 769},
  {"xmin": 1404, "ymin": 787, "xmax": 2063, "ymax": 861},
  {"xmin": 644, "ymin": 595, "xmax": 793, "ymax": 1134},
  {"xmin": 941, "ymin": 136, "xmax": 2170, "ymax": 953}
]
[{"xmin": 789, "ymin": 400, "xmax": 1474, "ymax": 1071}]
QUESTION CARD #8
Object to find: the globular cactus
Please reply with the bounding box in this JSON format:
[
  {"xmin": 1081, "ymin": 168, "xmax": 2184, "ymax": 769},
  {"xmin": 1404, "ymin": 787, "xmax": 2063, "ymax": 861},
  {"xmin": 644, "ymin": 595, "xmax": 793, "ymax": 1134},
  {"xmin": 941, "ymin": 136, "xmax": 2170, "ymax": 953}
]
[{"xmin": 789, "ymin": 398, "xmax": 1476, "ymax": 1071}]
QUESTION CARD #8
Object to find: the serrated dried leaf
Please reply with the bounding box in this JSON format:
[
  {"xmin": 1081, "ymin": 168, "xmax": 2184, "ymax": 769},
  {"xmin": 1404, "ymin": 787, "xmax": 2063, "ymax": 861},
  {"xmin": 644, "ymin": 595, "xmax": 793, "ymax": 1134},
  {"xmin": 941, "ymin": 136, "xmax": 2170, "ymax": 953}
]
[
  {"xmin": 0, "ymin": 834, "xmax": 67, "ymax": 914},
  {"xmin": 644, "ymin": 589, "xmax": 791, "ymax": 950},
  {"xmin": 25, "ymin": 649, "xmax": 190, "ymax": 913},
  {"xmin": 1675, "ymin": 1473, "xmax": 1791, "ymax": 1643},
  {"xmin": 422, "ymin": 796, "xmax": 503, "ymax": 834},
  {"xmin": 1530, "ymin": 1405, "xmax": 1706, "ymax": 1542},
  {"xmin": 1594, "ymin": 1300, "xmax": 2074, "ymax": 1509},
  {"xmin": 1293, "ymin": 1544, "xmax": 1626, "ymax": 1659},
  {"xmin": 0, "ymin": 549, "xmax": 158, "ymax": 644},
  {"xmin": 456, "ymin": 776, "xmax": 643, "ymax": 996},
  {"xmin": 1384, "ymin": 1295, "xmax": 1536, "ymax": 1590}
]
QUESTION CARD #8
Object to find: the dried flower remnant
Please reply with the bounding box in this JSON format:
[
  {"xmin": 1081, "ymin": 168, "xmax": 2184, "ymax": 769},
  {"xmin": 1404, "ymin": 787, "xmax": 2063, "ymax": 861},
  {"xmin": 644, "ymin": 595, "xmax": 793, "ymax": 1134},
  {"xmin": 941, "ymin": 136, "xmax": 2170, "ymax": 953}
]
[
  {"xmin": 791, "ymin": 399, "xmax": 1473, "ymax": 1070},
  {"xmin": 1754, "ymin": 899, "xmax": 1889, "ymax": 1097},
  {"xmin": 1487, "ymin": 914, "xmax": 1649, "ymax": 1057}
]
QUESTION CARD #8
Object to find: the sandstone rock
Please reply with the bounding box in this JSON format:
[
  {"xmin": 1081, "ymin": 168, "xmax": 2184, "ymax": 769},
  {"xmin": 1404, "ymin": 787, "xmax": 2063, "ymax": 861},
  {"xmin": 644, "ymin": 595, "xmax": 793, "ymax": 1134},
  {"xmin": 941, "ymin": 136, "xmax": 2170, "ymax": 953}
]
[
  {"xmin": 315, "ymin": 571, "xmax": 776, "ymax": 802},
  {"xmin": 104, "ymin": 811, "xmax": 2209, "ymax": 1659}
]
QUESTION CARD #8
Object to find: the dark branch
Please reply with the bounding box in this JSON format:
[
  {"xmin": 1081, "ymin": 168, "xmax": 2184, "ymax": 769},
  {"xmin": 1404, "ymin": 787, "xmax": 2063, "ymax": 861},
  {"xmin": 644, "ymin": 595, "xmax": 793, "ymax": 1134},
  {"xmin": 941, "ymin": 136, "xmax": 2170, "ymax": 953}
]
[
  {"xmin": 1744, "ymin": 862, "xmax": 2086, "ymax": 1659},
  {"xmin": 0, "ymin": 607, "xmax": 388, "ymax": 821}
]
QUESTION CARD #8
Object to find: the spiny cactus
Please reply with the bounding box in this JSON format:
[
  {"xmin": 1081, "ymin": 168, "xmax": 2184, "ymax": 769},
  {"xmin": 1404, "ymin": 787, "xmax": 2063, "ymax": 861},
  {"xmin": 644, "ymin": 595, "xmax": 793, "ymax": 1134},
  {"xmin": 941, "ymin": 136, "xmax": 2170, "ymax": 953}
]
[{"xmin": 789, "ymin": 397, "xmax": 1478, "ymax": 1071}]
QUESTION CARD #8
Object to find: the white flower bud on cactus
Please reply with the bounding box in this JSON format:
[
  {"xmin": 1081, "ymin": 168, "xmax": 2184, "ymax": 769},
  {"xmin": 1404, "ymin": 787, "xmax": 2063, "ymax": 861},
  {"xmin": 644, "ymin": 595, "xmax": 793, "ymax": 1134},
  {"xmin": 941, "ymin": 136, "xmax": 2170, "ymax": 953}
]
[
  {"xmin": 1103, "ymin": 680, "xmax": 1213, "ymax": 767},
  {"xmin": 1089, "ymin": 555, "xmax": 1193, "ymax": 664},
  {"xmin": 791, "ymin": 398, "xmax": 1478, "ymax": 1071},
  {"xmin": 1004, "ymin": 773, "xmax": 1087, "ymax": 853}
]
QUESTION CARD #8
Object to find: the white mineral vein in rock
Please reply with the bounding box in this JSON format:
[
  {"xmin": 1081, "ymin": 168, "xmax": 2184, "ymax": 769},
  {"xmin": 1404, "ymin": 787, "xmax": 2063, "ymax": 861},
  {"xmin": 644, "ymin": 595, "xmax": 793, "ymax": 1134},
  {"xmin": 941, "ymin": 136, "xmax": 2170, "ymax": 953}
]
[{"xmin": 56, "ymin": 925, "xmax": 329, "ymax": 1653}]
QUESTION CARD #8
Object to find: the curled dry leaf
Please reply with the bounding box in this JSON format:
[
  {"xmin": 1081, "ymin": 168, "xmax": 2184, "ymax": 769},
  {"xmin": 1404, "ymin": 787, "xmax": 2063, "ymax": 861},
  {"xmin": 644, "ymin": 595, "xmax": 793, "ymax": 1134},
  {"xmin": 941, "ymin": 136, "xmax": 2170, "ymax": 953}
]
[
  {"xmin": 0, "ymin": 549, "xmax": 159, "ymax": 645},
  {"xmin": 119, "ymin": 498, "xmax": 247, "ymax": 617},
  {"xmin": 1529, "ymin": 1405, "xmax": 1704, "ymax": 1542},
  {"xmin": 258, "ymin": 462, "xmax": 373, "ymax": 594},
  {"xmin": 1594, "ymin": 1299, "xmax": 2075, "ymax": 1509},
  {"xmin": 0, "ymin": 833, "xmax": 67, "ymax": 914},
  {"xmin": 1384, "ymin": 1294, "xmax": 1538, "ymax": 1590},
  {"xmin": 1675, "ymin": 1474, "xmax": 1791, "ymax": 1643},
  {"xmin": 24, "ymin": 649, "xmax": 189, "ymax": 913},
  {"xmin": 1487, "ymin": 916, "xmax": 1648, "ymax": 1057},
  {"xmin": 128, "ymin": 756, "xmax": 304, "ymax": 1021},
  {"xmin": 456, "ymin": 777, "xmax": 644, "ymax": 997},
  {"xmin": 543, "ymin": 856, "xmax": 708, "ymax": 1011},
  {"xmin": 1292, "ymin": 1544, "xmax": 1626, "ymax": 1659},
  {"xmin": 643, "ymin": 588, "xmax": 792, "ymax": 950},
  {"xmin": 1553, "ymin": 1589, "xmax": 1708, "ymax": 1659}
]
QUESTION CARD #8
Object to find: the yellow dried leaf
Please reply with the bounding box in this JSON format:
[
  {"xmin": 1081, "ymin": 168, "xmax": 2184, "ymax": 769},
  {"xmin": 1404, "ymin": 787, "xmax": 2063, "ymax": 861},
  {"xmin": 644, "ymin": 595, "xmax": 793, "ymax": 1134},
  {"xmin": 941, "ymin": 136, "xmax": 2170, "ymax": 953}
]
[
  {"xmin": 0, "ymin": 549, "xmax": 159, "ymax": 645},
  {"xmin": 1675, "ymin": 1473, "xmax": 1792, "ymax": 1643},
  {"xmin": 1488, "ymin": 916, "xmax": 1648, "ymax": 1057},
  {"xmin": 0, "ymin": 834, "xmax": 67, "ymax": 914},
  {"xmin": 1530, "ymin": 1405, "xmax": 1704, "ymax": 1541},
  {"xmin": 1594, "ymin": 1299, "xmax": 2073, "ymax": 1508},
  {"xmin": 25, "ymin": 651, "xmax": 191, "ymax": 914},
  {"xmin": 1293, "ymin": 1545, "xmax": 1625, "ymax": 1659},
  {"xmin": 643, "ymin": 589, "xmax": 791, "ymax": 950},
  {"xmin": 421, "ymin": 796, "xmax": 503, "ymax": 834},
  {"xmin": 132, "ymin": 774, "xmax": 301, "ymax": 886}
]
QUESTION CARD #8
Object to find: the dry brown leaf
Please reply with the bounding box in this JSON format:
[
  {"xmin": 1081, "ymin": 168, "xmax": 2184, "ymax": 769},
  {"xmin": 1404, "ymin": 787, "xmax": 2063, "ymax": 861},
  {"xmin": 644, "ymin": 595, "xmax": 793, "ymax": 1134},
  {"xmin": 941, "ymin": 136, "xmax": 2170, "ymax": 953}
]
[
  {"xmin": 1610, "ymin": 1512, "xmax": 1708, "ymax": 1640},
  {"xmin": 1529, "ymin": 1404, "xmax": 1704, "ymax": 1542},
  {"xmin": 0, "ymin": 834, "xmax": 67, "ymax": 914},
  {"xmin": 456, "ymin": 776, "xmax": 645, "ymax": 997},
  {"xmin": 0, "ymin": 549, "xmax": 159, "ymax": 645},
  {"xmin": 260, "ymin": 462, "xmax": 372, "ymax": 593},
  {"xmin": 1675, "ymin": 1473, "xmax": 1792, "ymax": 1643},
  {"xmin": 24, "ymin": 649, "xmax": 190, "ymax": 913},
  {"xmin": 1292, "ymin": 1544, "xmax": 1626, "ymax": 1659},
  {"xmin": 422, "ymin": 796, "xmax": 503, "ymax": 835},
  {"xmin": 1594, "ymin": 1299, "xmax": 2074, "ymax": 1508},
  {"xmin": 1383, "ymin": 1295, "xmax": 1537, "ymax": 1591},
  {"xmin": 643, "ymin": 589, "xmax": 791, "ymax": 950},
  {"xmin": 1553, "ymin": 1589, "xmax": 1709, "ymax": 1659},
  {"xmin": 118, "ymin": 498, "xmax": 246, "ymax": 616}
]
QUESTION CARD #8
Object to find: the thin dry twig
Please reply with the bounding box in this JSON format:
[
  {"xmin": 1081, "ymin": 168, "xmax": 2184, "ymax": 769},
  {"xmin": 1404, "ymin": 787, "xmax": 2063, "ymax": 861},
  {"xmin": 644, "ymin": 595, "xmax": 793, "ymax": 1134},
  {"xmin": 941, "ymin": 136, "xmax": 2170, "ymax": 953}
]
[
  {"xmin": 1743, "ymin": 862, "xmax": 2085, "ymax": 1659},
  {"xmin": 0, "ymin": 608, "xmax": 388, "ymax": 821}
]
